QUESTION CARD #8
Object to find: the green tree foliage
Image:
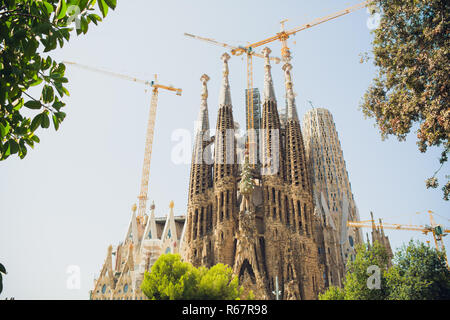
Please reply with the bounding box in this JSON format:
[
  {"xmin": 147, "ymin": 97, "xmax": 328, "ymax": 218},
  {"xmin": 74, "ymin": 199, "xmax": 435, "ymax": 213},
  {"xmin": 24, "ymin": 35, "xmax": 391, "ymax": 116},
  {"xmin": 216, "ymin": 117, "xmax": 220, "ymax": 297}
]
[
  {"xmin": 361, "ymin": 0, "xmax": 449, "ymax": 200},
  {"xmin": 140, "ymin": 254, "xmax": 245, "ymax": 300},
  {"xmin": 342, "ymin": 242, "xmax": 390, "ymax": 300},
  {"xmin": 197, "ymin": 263, "xmax": 243, "ymax": 300},
  {"xmin": 317, "ymin": 285, "xmax": 345, "ymax": 300},
  {"xmin": 0, "ymin": 0, "xmax": 117, "ymax": 160},
  {"xmin": 386, "ymin": 241, "xmax": 450, "ymax": 300},
  {"xmin": 319, "ymin": 242, "xmax": 390, "ymax": 300},
  {"xmin": 319, "ymin": 241, "xmax": 450, "ymax": 300}
]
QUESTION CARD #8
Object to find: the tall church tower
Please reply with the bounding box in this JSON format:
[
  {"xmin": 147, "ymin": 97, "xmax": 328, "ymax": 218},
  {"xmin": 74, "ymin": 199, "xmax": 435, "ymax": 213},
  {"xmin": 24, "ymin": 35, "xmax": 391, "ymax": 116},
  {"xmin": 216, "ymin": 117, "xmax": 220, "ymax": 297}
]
[
  {"xmin": 212, "ymin": 53, "xmax": 238, "ymax": 267},
  {"xmin": 186, "ymin": 74, "xmax": 215, "ymax": 267}
]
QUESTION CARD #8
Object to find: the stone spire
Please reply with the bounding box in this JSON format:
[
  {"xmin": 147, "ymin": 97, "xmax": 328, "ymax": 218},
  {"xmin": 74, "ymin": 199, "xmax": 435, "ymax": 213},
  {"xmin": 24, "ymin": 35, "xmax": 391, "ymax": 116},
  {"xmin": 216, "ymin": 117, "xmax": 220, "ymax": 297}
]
[
  {"xmin": 142, "ymin": 201, "xmax": 157, "ymax": 241},
  {"xmin": 189, "ymin": 74, "xmax": 213, "ymax": 198},
  {"xmin": 260, "ymin": 47, "xmax": 284, "ymax": 178},
  {"xmin": 197, "ymin": 74, "xmax": 210, "ymax": 132},
  {"xmin": 212, "ymin": 53, "xmax": 237, "ymax": 268},
  {"xmin": 282, "ymin": 63, "xmax": 298, "ymax": 121},
  {"xmin": 262, "ymin": 47, "xmax": 276, "ymax": 102},
  {"xmin": 186, "ymin": 74, "xmax": 215, "ymax": 264},
  {"xmin": 218, "ymin": 53, "xmax": 232, "ymax": 108},
  {"xmin": 214, "ymin": 52, "xmax": 236, "ymax": 181}
]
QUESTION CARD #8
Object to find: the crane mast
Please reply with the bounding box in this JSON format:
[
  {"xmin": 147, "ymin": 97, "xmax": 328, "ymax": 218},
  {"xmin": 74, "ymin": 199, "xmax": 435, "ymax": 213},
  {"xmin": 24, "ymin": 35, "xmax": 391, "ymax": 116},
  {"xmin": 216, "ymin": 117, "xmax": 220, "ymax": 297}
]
[
  {"xmin": 64, "ymin": 62, "xmax": 182, "ymax": 217},
  {"xmin": 137, "ymin": 87, "xmax": 158, "ymax": 217}
]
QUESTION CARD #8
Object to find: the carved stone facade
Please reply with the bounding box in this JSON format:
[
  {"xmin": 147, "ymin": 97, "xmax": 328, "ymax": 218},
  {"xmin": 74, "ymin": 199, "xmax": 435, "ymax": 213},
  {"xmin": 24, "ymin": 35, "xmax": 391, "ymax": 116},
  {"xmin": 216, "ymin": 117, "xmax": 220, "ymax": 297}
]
[
  {"xmin": 183, "ymin": 49, "xmax": 325, "ymax": 299},
  {"xmin": 90, "ymin": 202, "xmax": 185, "ymax": 300}
]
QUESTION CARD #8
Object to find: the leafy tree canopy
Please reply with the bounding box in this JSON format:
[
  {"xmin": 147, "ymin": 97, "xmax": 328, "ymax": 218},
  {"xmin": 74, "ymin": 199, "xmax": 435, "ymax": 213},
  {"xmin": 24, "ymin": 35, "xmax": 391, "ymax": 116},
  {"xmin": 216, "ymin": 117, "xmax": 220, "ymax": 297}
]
[
  {"xmin": 386, "ymin": 241, "xmax": 450, "ymax": 299},
  {"xmin": 319, "ymin": 240, "xmax": 450, "ymax": 300},
  {"xmin": 361, "ymin": 0, "xmax": 449, "ymax": 200},
  {"xmin": 0, "ymin": 0, "xmax": 117, "ymax": 160},
  {"xmin": 140, "ymin": 253, "xmax": 246, "ymax": 300},
  {"xmin": 319, "ymin": 241, "xmax": 390, "ymax": 300}
]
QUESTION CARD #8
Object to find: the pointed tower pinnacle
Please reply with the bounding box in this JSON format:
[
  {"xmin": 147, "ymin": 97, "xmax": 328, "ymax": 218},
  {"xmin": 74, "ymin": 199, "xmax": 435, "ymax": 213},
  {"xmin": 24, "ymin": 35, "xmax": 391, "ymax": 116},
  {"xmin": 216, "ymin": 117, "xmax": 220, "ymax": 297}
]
[
  {"xmin": 141, "ymin": 201, "xmax": 157, "ymax": 245},
  {"xmin": 197, "ymin": 74, "xmax": 210, "ymax": 133},
  {"xmin": 219, "ymin": 53, "xmax": 232, "ymax": 108},
  {"xmin": 370, "ymin": 211, "xmax": 376, "ymax": 231},
  {"xmin": 190, "ymin": 74, "xmax": 213, "ymax": 197},
  {"xmin": 262, "ymin": 47, "xmax": 276, "ymax": 102},
  {"xmin": 282, "ymin": 62, "xmax": 298, "ymax": 121}
]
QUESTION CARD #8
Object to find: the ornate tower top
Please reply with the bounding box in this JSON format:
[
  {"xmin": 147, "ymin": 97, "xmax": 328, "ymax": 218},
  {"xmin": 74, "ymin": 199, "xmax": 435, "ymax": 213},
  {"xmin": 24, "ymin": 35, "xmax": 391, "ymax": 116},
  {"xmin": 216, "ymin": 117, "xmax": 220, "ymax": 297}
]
[
  {"xmin": 282, "ymin": 62, "xmax": 298, "ymax": 121},
  {"xmin": 219, "ymin": 53, "xmax": 232, "ymax": 107},
  {"xmin": 197, "ymin": 74, "xmax": 210, "ymax": 132},
  {"xmin": 262, "ymin": 47, "xmax": 276, "ymax": 102},
  {"xmin": 200, "ymin": 74, "xmax": 210, "ymax": 102}
]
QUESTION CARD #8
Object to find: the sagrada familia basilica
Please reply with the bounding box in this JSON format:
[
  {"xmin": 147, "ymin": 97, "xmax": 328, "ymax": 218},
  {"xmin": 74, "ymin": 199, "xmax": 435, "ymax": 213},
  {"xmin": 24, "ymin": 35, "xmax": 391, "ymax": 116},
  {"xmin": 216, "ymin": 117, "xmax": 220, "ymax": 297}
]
[{"xmin": 90, "ymin": 47, "xmax": 391, "ymax": 300}]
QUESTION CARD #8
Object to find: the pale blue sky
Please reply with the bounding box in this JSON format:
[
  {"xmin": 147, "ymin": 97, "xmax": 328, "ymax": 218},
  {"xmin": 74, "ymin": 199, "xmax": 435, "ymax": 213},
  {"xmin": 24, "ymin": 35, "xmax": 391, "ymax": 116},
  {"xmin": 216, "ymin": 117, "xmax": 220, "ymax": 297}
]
[{"xmin": 0, "ymin": 0, "xmax": 448, "ymax": 299}]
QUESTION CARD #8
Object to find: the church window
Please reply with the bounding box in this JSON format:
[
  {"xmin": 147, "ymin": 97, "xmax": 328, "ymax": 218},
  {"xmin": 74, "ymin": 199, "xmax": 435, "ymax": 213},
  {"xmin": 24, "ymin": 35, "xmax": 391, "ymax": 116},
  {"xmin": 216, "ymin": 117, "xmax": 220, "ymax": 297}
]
[
  {"xmin": 124, "ymin": 284, "xmax": 128, "ymax": 293},
  {"xmin": 101, "ymin": 284, "xmax": 106, "ymax": 294},
  {"xmin": 168, "ymin": 229, "xmax": 171, "ymax": 239},
  {"xmin": 165, "ymin": 247, "xmax": 171, "ymax": 254},
  {"xmin": 148, "ymin": 231, "xmax": 152, "ymax": 239}
]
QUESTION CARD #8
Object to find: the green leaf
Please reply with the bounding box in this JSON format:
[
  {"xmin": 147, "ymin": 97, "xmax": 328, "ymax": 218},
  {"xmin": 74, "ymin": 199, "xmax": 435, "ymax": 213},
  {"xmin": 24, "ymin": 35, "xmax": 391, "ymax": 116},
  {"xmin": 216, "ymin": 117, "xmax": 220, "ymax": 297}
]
[
  {"xmin": 55, "ymin": 111, "xmax": 66, "ymax": 121},
  {"xmin": 79, "ymin": 0, "xmax": 90, "ymax": 11},
  {"xmin": 41, "ymin": 113, "xmax": 50, "ymax": 129},
  {"xmin": 30, "ymin": 77, "xmax": 43, "ymax": 87},
  {"xmin": 98, "ymin": 0, "xmax": 108, "ymax": 18},
  {"xmin": 31, "ymin": 135, "xmax": 40, "ymax": 143},
  {"xmin": 24, "ymin": 100, "xmax": 43, "ymax": 110},
  {"xmin": 104, "ymin": 0, "xmax": 116, "ymax": 9},
  {"xmin": 30, "ymin": 114, "xmax": 42, "ymax": 132},
  {"xmin": 80, "ymin": 16, "xmax": 88, "ymax": 34},
  {"xmin": 0, "ymin": 122, "xmax": 9, "ymax": 139},
  {"xmin": 42, "ymin": 85, "xmax": 54, "ymax": 103},
  {"xmin": 41, "ymin": 1, "xmax": 54, "ymax": 15},
  {"xmin": 3, "ymin": 141, "xmax": 11, "ymax": 157},
  {"xmin": 52, "ymin": 114, "xmax": 60, "ymax": 131},
  {"xmin": 56, "ymin": 0, "xmax": 68, "ymax": 20},
  {"xmin": 52, "ymin": 100, "xmax": 65, "ymax": 111},
  {"xmin": 87, "ymin": 14, "xmax": 102, "ymax": 25},
  {"xmin": 9, "ymin": 139, "xmax": 19, "ymax": 154}
]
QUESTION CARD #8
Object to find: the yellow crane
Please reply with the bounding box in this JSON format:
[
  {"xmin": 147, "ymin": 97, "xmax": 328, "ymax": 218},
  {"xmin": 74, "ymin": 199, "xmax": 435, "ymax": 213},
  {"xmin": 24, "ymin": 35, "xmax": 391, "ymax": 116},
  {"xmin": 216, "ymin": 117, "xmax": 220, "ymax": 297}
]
[
  {"xmin": 347, "ymin": 210, "xmax": 449, "ymax": 267},
  {"xmin": 64, "ymin": 61, "xmax": 182, "ymax": 217},
  {"xmin": 186, "ymin": 0, "xmax": 370, "ymax": 165}
]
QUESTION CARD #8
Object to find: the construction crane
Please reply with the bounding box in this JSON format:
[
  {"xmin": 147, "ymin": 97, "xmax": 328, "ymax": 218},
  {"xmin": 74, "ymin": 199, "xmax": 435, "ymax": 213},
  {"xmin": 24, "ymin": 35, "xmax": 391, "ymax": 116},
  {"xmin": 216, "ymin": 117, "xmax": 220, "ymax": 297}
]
[
  {"xmin": 186, "ymin": 0, "xmax": 370, "ymax": 165},
  {"xmin": 347, "ymin": 210, "xmax": 449, "ymax": 267},
  {"xmin": 64, "ymin": 61, "xmax": 182, "ymax": 218}
]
